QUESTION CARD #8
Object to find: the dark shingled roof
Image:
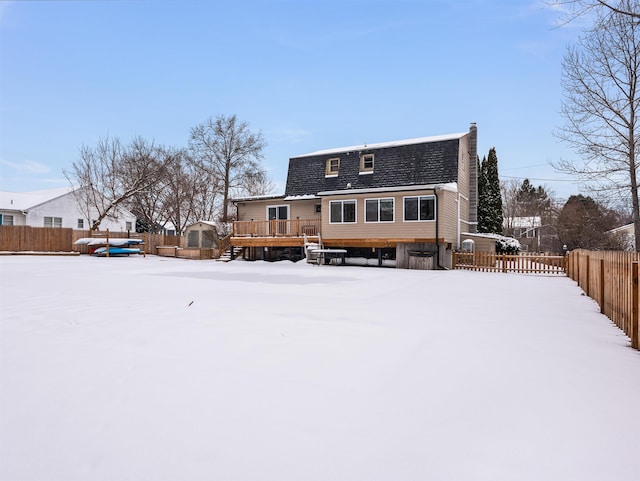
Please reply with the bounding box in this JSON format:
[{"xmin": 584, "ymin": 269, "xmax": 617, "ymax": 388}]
[{"xmin": 284, "ymin": 135, "xmax": 464, "ymax": 197}]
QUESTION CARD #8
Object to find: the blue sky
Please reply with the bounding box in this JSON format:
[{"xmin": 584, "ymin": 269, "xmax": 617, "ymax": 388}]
[{"xmin": 0, "ymin": 0, "xmax": 587, "ymax": 199}]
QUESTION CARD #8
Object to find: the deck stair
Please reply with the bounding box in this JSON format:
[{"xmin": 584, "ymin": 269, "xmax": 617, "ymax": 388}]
[{"xmin": 217, "ymin": 246, "xmax": 244, "ymax": 262}]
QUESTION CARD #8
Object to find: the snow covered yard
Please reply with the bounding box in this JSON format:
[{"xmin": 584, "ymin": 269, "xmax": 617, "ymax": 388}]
[{"xmin": 1, "ymin": 255, "xmax": 639, "ymax": 481}]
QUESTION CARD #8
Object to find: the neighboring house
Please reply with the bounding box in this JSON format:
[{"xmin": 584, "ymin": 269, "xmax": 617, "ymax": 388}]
[
  {"xmin": 607, "ymin": 223, "xmax": 636, "ymax": 251},
  {"xmin": 504, "ymin": 216, "xmax": 541, "ymax": 252},
  {"xmin": 0, "ymin": 187, "xmax": 136, "ymax": 232},
  {"xmin": 231, "ymin": 123, "xmax": 478, "ymax": 268}
]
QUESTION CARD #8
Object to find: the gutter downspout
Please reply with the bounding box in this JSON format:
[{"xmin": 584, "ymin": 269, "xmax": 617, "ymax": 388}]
[{"xmin": 434, "ymin": 189, "xmax": 444, "ymax": 269}]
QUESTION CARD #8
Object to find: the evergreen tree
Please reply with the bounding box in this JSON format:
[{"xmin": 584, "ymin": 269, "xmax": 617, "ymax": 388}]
[
  {"xmin": 478, "ymin": 148, "xmax": 503, "ymax": 233},
  {"xmin": 516, "ymin": 179, "xmax": 551, "ymax": 217}
]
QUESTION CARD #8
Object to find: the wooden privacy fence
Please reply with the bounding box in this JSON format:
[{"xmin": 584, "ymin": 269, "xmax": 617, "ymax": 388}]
[
  {"xmin": 567, "ymin": 250, "xmax": 639, "ymax": 350},
  {"xmin": 453, "ymin": 252, "xmax": 566, "ymax": 274},
  {"xmin": 0, "ymin": 226, "xmax": 180, "ymax": 256},
  {"xmin": 0, "ymin": 225, "xmax": 73, "ymax": 252}
]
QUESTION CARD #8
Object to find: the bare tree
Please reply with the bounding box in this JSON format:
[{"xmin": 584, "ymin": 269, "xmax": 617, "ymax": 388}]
[
  {"xmin": 127, "ymin": 146, "xmax": 185, "ymax": 233},
  {"xmin": 501, "ymin": 179, "xmax": 523, "ymax": 236},
  {"xmin": 189, "ymin": 115, "xmax": 267, "ymax": 223},
  {"xmin": 551, "ymin": 0, "xmax": 640, "ymax": 21},
  {"xmin": 555, "ymin": 1, "xmax": 640, "ymax": 250},
  {"xmin": 165, "ymin": 150, "xmax": 220, "ymax": 235},
  {"xmin": 65, "ymin": 136, "xmax": 170, "ymax": 232}
]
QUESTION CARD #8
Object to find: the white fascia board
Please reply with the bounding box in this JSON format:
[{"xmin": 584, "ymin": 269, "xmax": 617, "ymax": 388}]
[{"xmin": 316, "ymin": 183, "xmax": 458, "ymax": 196}]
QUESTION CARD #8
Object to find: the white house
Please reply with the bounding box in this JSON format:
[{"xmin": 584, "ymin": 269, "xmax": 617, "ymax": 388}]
[
  {"xmin": 0, "ymin": 187, "xmax": 136, "ymax": 232},
  {"xmin": 607, "ymin": 223, "xmax": 636, "ymax": 251}
]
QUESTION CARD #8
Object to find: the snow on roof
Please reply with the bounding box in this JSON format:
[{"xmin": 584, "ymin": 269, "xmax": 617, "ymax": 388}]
[
  {"xmin": 293, "ymin": 132, "xmax": 468, "ymax": 158},
  {"xmin": 508, "ymin": 216, "xmax": 542, "ymax": 228},
  {"xmin": 0, "ymin": 187, "xmax": 77, "ymax": 211},
  {"xmin": 231, "ymin": 194, "xmax": 285, "ymax": 202},
  {"xmin": 283, "ymin": 194, "xmax": 319, "ymax": 201},
  {"xmin": 607, "ymin": 223, "xmax": 635, "ymax": 235},
  {"xmin": 184, "ymin": 220, "xmax": 217, "ymax": 228}
]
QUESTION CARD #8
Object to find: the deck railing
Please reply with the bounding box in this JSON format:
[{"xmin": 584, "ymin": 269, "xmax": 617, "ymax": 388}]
[
  {"xmin": 232, "ymin": 218, "xmax": 321, "ymax": 237},
  {"xmin": 453, "ymin": 252, "xmax": 566, "ymax": 274}
]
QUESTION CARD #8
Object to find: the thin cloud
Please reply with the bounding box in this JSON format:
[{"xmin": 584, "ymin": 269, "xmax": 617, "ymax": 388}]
[
  {"xmin": 0, "ymin": 159, "xmax": 52, "ymax": 175},
  {"xmin": 0, "ymin": 1, "xmax": 15, "ymax": 25},
  {"xmin": 268, "ymin": 128, "xmax": 312, "ymax": 143}
]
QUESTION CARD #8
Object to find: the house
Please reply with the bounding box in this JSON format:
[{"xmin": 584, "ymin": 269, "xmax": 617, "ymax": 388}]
[
  {"xmin": 230, "ymin": 123, "xmax": 478, "ymax": 269},
  {"xmin": 504, "ymin": 216, "xmax": 542, "ymax": 252},
  {"xmin": 607, "ymin": 223, "xmax": 636, "ymax": 251},
  {"xmin": 0, "ymin": 187, "xmax": 136, "ymax": 232}
]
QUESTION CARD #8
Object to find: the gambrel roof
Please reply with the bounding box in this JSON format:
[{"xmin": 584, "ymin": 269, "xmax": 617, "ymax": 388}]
[{"xmin": 284, "ymin": 132, "xmax": 467, "ymax": 197}]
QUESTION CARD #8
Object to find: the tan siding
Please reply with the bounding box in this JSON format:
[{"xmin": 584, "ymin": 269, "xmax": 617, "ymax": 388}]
[
  {"xmin": 321, "ymin": 188, "xmax": 459, "ymax": 242},
  {"xmin": 456, "ymin": 134, "xmax": 472, "ymax": 247},
  {"xmin": 440, "ymin": 189, "xmax": 458, "ymax": 244},
  {"xmin": 457, "ymin": 134, "xmax": 470, "ymax": 203},
  {"xmin": 236, "ymin": 198, "xmax": 320, "ymax": 222}
]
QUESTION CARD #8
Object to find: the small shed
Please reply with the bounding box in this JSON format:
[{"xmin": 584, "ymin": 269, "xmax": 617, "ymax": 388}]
[
  {"xmin": 458, "ymin": 233, "xmax": 498, "ymax": 253},
  {"xmin": 184, "ymin": 221, "xmax": 217, "ymax": 249}
]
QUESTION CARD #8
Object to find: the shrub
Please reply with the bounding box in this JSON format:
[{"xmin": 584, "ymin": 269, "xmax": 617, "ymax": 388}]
[{"xmin": 496, "ymin": 236, "xmax": 521, "ymax": 254}]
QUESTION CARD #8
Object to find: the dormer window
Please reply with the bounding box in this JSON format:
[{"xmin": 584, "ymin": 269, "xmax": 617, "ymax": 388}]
[
  {"xmin": 326, "ymin": 157, "xmax": 340, "ymax": 176},
  {"xmin": 360, "ymin": 153, "xmax": 374, "ymax": 174}
]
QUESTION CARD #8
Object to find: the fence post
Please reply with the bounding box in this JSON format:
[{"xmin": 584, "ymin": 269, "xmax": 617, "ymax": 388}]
[
  {"xmin": 585, "ymin": 255, "xmax": 590, "ymax": 297},
  {"xmin": 599, "ymin": 258, "xmax": 605, "ymax": 314},
  {"xmin": 632, "ymin": 262, "xmax": 638, "ymax": 350}
]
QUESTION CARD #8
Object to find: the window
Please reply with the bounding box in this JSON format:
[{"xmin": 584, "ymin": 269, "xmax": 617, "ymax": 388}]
[
  {"xmin": 0, "ymin": 214, "xmax": 14, "ymax": 225},
  {"xmin": 267, "ymin": 205, "xmax": 289, "ymax": 220},
  {"xmin": 461, "ymin": 239, "xmax": 475, "ymax": 253},
  {"xmin": 44, "ymin": 216, "xmax": 63, "ymax": 228},
  {"xmin": 360, "ymin": 154, "xmax": 374, "ymax": 173},
  {"xmin": 365, "ymin": 198, "xmax": 394, "ymax": 223},
  {"xmin": 403, "ymin": 196, "xmax": 436, "ymax": 221},
  {"xmin": 187, "ymin": 230, "xmax": 200, "ymax": 248},
  {"xmin": 326, "ymin": 158, "xmax": 340, "ymax": 176},
  {"xmin": 77, "ymin": 219, "xmax": 84, "ymax": 229},
  {"xmin": 330, "ymin": 200, "xmax": 356, "ymax": 223}
]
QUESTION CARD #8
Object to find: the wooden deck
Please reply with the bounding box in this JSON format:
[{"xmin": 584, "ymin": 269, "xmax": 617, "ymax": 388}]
[{"xmin": 233, "ymin": 219, "xmax": 321, "ymax": 238}]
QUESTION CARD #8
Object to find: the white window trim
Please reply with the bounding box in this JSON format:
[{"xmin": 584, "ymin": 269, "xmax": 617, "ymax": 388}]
[
  {"xmin": 403, "ymin": 195, "xmax": 436, "ymax": 222},
  {"xmin": 44, "ymin": 216, "xmax": 63, "ymax": 228},
  {"xmin": 329, "ymin": 199, "xmax": 357, "ymax": 224},
  {"xmin": 364, "ymin": 198, "xmax": 395, "ymax": 223},
  {"xmin": 266, "ymin": 204, "xmax": 290, "ymax": 220}
]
